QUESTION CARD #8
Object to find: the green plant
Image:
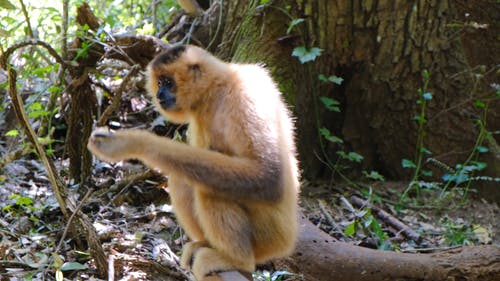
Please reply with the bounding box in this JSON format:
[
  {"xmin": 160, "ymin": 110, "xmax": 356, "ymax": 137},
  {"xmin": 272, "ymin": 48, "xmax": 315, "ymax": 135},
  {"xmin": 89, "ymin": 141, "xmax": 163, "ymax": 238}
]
[
  {"xmin": 343, "ymin": 208, "xmax": 391, "ymax": 250},
  {"xmin": 401, "ymin": 70, "xmax": 433, "ymax": 199},
  {"xmin": 400, "ymin": 68, "xmax": 499, "ymax": 206},
  {"xmin": 253, "ymin": 270, "xmax": 302, "ymax": 281},
  {"xmin": 2, "ymin": 194, "xmax": 40, "ymax": 223},
  {"xmin": 441, "ymin": 218, "xmax": 476, "ymax": 246}
]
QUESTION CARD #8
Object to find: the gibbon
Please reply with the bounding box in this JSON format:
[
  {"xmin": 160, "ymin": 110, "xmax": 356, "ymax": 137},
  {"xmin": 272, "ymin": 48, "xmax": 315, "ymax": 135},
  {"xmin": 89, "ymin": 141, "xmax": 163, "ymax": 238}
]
[{"xmin": 87, "ymin": 45, "xmax": 300, "ymax": 280}]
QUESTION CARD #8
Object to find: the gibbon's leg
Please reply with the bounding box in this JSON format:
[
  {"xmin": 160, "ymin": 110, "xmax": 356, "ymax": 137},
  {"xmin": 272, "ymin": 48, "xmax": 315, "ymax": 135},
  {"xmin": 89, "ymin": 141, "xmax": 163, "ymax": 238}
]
[
  {"xmin": 192, "ymin": 194, "xmax": 255, "ymax": 278},
  {"xmin": 168, "ymin": 176, "xmax": 205, "ymax": 241},
  {"xmin": 192, "ymin": 247, "xmax": 254, "ymax": 281},
  {"xmin": 167, "ymin": 176, "xmax": 211, "ymax": 270}
]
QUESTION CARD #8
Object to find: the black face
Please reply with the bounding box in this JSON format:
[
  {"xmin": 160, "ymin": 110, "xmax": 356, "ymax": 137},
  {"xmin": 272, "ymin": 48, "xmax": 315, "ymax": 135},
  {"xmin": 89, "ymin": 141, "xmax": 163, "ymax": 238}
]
[{"xmin": 157, "ymin": 75, "xmax": 176, "ymax": 109}]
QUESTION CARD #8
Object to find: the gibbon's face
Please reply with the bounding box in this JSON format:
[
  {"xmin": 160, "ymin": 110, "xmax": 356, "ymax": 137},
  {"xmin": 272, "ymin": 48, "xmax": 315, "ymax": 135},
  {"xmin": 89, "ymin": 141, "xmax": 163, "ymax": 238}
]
[{"xmin": 146, "ymin": 45, "xmax": 205, "ymax": 124}]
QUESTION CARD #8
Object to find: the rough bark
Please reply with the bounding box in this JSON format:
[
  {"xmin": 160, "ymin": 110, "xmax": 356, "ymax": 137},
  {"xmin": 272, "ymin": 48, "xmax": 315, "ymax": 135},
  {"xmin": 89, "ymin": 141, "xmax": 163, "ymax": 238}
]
[
  {"xmin": 66, "ymin": 4, "xmax": 99, "ymax": 183},
  {"xmin": 183, "ymin": 1, "xmax": 499, "ymax": 193},
  {"xmin": 160, "ymin": 1, "xmax": 500, "ymax": 279}
]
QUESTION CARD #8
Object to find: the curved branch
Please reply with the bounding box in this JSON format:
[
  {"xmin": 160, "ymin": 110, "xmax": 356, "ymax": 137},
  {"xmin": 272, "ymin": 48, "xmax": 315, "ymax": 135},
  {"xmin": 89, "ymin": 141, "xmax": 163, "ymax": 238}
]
[
  {"xmin": 97, "ymin": 64, "xmax": 141, "ymax": 126},
  {"xmin": 0, "ymin": 39, "xmax": 69, "ymax": 69}
]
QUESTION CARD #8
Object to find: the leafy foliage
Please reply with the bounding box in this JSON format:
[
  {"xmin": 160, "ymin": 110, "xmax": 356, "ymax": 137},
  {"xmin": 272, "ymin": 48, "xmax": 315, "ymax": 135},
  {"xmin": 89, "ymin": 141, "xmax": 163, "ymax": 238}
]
[{"xmin": 292, "ymin": 46, "xmax": 323, "ymax": 64}]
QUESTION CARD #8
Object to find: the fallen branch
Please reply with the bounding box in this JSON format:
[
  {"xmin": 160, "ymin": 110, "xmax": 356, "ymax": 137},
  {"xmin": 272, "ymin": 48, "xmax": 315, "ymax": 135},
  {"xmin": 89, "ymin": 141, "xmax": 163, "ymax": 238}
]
[
  {"xmin": 5, "ymin": 59, "xmax": 107, "ymax": 278},
  {"xmin": 275, "ymin": 213, "xmax": 500, "ymax": 281},
  {"xmin": 350, "ymin": 195, "xmax": 421, "ymax": 242}
]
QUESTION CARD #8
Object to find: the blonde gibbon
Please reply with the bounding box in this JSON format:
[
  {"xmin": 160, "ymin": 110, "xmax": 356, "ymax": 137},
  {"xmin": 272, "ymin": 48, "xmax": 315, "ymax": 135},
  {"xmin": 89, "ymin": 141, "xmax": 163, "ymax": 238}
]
[{"xmin": 87, "ymin": 45, "xmax": 300, "ymax": 280}]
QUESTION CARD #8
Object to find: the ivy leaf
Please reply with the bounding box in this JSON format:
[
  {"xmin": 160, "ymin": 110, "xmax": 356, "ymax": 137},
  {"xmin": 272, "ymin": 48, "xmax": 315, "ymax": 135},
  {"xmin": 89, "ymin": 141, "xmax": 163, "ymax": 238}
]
[
  {"xmin": 346, "ymin": 152, "xmax": 364, "ymax": 163},
  {"xmin": 442, "ymin": 173, "xmax": 468, "ymax": 184},
  {"xmin": 421, "ymin": 170, "xmax": 433, "ymax": 177},
  {"xmin": 402, "ymin": 159, "xmax": 416, "ymax": 169},
  {"xmin": 318, "ymin": 74, "xmax": 344, "ymax": 85},
  {"xmin": 469, "ymin": 161, "xmax": 487, "ymax": 171},
  {"xmin": 363, "ymin": 170, "xmax": 385, "ymax": 181},
  {"xmin": 422, "ymin": 92, "xmax": 433, "ymax": 100},
  {"xmin": 319, "ymin": 127, "xmax": 343, "ymax": 143},
  {"xmin": 319, "ymin": 96, "xmax": 340, "ymax": 112},
  {"xmin": 292, "ymin": 46, "xmax": 323, "ymax": 64},
  {"xmin": 420, "ymin": 147, "xmax": 432, "ymax": 155},
  {"xmin": 476, "ymin": 146, "xmax": 489, "ymax": 153}
]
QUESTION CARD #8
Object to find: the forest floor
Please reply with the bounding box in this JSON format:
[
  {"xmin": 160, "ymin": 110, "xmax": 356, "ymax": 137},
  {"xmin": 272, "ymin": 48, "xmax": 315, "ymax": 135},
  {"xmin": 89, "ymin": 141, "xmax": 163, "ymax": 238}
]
[
  {"xmin": 0, "ymin": 96, "xmax": 498, "ymax": 280},
  {"xmin": 0, "ymin": 157, "xmax": 497, "ymax": 280}
]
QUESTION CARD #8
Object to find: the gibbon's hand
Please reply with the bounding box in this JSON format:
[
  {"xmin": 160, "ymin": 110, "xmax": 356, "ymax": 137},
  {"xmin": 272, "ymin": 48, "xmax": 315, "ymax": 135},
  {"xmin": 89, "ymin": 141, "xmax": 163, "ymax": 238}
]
[{"xmin": 87, "ymin": 128, "xmax": 144, "ymax": 163}]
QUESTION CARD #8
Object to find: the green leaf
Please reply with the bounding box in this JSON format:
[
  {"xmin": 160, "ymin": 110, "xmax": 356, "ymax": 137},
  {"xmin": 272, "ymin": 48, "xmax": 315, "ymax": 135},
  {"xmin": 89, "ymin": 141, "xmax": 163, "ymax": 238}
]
[
  {"xmin": 421, "ymin": 170, "xmax": 433, "ymax": 177},
  {"xmin": 422, "ymin": 69, "xmax": 430, "ymax": 80},
  {"xmin": 16, "ymin": 196, "xmax": 33, "ymax": 206},
  {"xmin": 59, "ymin": 262, "xmax": 88, "ymax": 271},
  {"xmin": 319, "ymin": 127, "xmax": 343, "ymax": 143},
  {"xmin": 420, "ymin": 147, "xmax": 432, "ymax": 155},
  {"xmin": 292, "ymin": 46, "xmax": 323, "ymax": 64},
  {"xmin": 347, "ymin": 152, "xmax": 363, "ymax": 163},
  {"xmin": 344, "ymin": 221, "xmax": 356, "ymax": 236},
  {"xmin": 470, "ymin": 161, "xmax": 487, "ymax": 171},
  {"xmin": 287, "ymin": 18, "xmax": 304, "ymax": 34},
  {"xmin": 318, "ymin": 74, "xmax": 344, "ymax": 85},
  {"xmin": 476, "ymin": 146, "xmax": 489, "ymax": 153},
  {"xmin": 412, "ymin": 115, "xmax": 424, "ymax": 122},
  {"xmin": 0, "ymin": 0, "xmax": 16, "ymax": 9},
  {"xmin": 473, "ymin": 100, "xmax": 486, "ymax": 108},
  {"xmin": 363, "ymin": 170, "xmax": 385, "ymax": 181},
  {"xmin": 337, "ymin": 151, "xmax": 363, "ymax": 162},
  {"xmin": 5, "ymin": 129, "xmax": 19, "ymax": 137},
  {"xmin": 402, "ymin": 159, "xmax": 417, "ymax": 169},
  {"xmin": 319, "ymin": 96, "xmax": 340, "ymax": 112}
]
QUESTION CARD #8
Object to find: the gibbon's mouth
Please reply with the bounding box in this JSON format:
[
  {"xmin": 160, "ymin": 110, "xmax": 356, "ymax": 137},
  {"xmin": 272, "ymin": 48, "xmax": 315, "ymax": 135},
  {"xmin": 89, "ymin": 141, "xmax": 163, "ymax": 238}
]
[{"xmin": 159, "ymin": 96, "xmax": 176, "ymax": 110}]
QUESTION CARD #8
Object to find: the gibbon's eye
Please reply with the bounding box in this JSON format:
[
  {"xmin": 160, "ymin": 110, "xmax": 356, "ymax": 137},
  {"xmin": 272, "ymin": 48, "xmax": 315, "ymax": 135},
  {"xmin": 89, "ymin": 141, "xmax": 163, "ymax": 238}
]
[{"xmin": 158, "ymin": 76, "xmax": 174, "ymax": 89}]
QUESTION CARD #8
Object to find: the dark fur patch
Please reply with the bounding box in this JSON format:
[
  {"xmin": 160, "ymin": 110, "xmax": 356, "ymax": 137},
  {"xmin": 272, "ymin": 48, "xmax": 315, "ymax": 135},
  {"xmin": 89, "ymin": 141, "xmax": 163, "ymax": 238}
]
[
  {"xmin": 152, "ymin": 45, "xmax": 186, "ymax": 68},
  {"xmin": 188, "ymin": 64, "xmax": 202, "ymax": 81}
]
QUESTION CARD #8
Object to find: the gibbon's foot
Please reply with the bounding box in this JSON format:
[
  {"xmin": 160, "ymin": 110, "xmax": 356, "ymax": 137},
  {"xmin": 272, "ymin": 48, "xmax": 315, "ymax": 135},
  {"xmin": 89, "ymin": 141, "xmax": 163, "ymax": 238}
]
[
  {"xmin": 200, "ymin": 270, "xmax": 253, "ymax": 281},
  {"xmin": 180, "ymin": 241, "xmax": 209, "ymax": 269},
  {"xmin": 192, "ymin": 247, "xmax": 254, "ymax": 281}
]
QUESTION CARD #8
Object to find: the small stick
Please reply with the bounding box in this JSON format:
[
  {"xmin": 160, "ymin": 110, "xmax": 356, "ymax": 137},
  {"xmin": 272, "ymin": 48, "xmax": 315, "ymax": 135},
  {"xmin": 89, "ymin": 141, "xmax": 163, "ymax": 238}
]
[
  {"xmin": 350, "ymin": 195, "xmax": 421, "ymax": 242},
  {"xmin": 108, "ymin": 254, "xmax": 115, "ymax": 281},
  {"xmin": 317, "ymin": 199, "xmax": 340, "ymax": 233},
  {"xmin": 55, "ymin": 188, "xmax": 94, "ymax": 253}
]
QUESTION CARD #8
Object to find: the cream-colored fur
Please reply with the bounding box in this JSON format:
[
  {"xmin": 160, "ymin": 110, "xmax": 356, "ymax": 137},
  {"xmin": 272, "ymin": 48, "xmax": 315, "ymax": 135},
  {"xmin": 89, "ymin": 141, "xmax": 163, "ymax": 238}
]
[{"xmin": 87, "ymin": 45, "xmax": 299, "ymax": 281}]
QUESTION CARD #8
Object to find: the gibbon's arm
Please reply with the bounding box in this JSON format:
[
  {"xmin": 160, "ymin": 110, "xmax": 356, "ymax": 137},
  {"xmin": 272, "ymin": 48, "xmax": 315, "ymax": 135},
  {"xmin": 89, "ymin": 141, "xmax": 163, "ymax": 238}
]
[{"xmin": 88, "ymin": 129, "xmax": 283, "ymax": 202}]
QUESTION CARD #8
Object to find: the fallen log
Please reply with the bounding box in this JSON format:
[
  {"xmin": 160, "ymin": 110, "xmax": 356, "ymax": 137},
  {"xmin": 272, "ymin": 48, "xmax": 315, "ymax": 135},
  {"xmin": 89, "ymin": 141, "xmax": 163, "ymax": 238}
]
[{"xmin": 275, "ymin": 213, "xmax": 500, "ymax": 281}]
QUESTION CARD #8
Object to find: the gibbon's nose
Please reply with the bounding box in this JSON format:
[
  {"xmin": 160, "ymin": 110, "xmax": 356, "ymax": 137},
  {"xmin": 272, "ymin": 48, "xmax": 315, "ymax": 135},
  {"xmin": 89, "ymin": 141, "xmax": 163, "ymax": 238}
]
[{"xmin": 157, "ymin": 88, "xmax": 176, "ymax": 109}]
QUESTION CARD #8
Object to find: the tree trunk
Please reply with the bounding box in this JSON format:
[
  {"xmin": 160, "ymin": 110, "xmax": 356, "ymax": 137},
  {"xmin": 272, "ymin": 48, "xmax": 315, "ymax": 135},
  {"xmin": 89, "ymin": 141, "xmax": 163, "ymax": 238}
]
[
  {"xmin": 161, "ymin": 1, "xmax": 500, "ymax": 279},
  {"xmin": 275, "ymin": 214, "xmax": 500, "ymax": 281},
  {"xmin": 184, "ymin": 0, "xmax": 499, "ymax": 196}
]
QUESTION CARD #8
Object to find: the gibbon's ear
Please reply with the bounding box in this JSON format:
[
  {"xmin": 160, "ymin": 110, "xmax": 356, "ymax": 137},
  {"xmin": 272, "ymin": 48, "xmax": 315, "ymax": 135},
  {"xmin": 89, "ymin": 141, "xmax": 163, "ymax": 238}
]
[{"xmin": 188, "ymin": 64, "xmax": 202, "ymax": 81}]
